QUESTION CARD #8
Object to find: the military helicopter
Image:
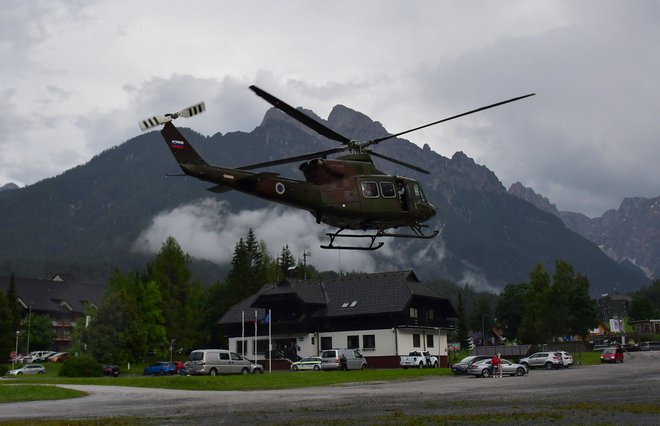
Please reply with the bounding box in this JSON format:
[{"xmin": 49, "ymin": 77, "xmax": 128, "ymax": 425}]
[{"xmin": 139, "ymin": 86, "xmax": 534, "ymax": 250}]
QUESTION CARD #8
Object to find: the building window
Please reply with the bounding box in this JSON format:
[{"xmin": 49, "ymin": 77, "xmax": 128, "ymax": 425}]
[
  {"xmin": 236, "ymin": 340, "xmax": 248, "ymax": 354},
  {"xmin": 321, "ymin": 336, "xmax": 332, "ymax": 350},
  {"xmin": 347, "ymin": 335, "xmax": 359, "ymax": 349},
  {"xmin": 409, "ymin": 307, "xmax": 418, "ymax": 318},
  {"xmin": 413, "ymin": 334, "xmax": 421, "ymax": 347},
  {"xmin": 426, "ymin": 334, "xmax": 434, "ymax": 348},
  {"xmin": 427, "ymin": 309, "xmax": 434, "ymax": 320},
  {"xmin": 362, "ymin": 334, "xmax": 375, "ymax": 350}
]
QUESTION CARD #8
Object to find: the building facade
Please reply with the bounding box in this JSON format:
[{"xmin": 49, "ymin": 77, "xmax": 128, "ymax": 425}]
[
  {"xmin": 218, "ymin": 270, "xmax": 457, "ymax": 369},
  {"xmin": 1, "ymin": 274, "xmax": 103, "ymax": 352}
]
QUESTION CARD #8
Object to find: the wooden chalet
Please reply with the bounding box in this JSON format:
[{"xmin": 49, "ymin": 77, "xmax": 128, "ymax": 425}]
[
  {"xmin": 218, "ymin": 270, "xmax": 457, "ymax": 369},
  {"xmin": 1, "ymin": 274, "xmax": 103, "ymax": 352}
]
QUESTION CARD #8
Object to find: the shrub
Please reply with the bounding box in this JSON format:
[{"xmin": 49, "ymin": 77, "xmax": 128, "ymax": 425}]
[
  {"xmin": 0, "ymin": 365, "xmax": 8, "ymax": 376},
  {"xmin": 58, "ymin": 355, "xmax": 103, "ymax": 377}
]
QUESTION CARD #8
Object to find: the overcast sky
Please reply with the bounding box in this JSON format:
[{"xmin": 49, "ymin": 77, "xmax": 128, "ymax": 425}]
[{"xmin": 2, "ymin": 1, "xmax": 658, "ymax": 220}]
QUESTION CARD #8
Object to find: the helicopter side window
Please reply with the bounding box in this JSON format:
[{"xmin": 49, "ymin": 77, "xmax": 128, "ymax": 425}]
[
  {"xmin": 412, "ymin": 184, "xmax": 427, "ymax": 203},
  {"xmin": 361, "ymin": 181, "xmax": 379, "ymax": 198},
  {"xmin": 380, "ymin": 182, "xmax": 396, "ymax": 198}
]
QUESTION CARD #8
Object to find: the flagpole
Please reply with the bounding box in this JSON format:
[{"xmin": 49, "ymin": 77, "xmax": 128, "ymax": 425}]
[
  {"xmin": 241, "ymin": 311, "xmax": 245, "ymax": 357},
  {"xmin": 254, "ymin": 309, "xmax": 258, "ymax": 364},
  {"xmin": 268, "ymin": 308, "xmax": 272, "ymax": 373}
]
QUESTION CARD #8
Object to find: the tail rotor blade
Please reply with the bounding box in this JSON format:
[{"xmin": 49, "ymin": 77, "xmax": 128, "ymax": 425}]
[
  {"xmin": 178, "ymin": 102, "xmax": 206, "ymax": 118},
  {"xmin": 139, "ymin": 115, "xmax": 173, "ymax": 131}
]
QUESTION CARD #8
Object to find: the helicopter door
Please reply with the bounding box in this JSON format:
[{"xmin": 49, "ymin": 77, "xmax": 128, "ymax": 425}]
[{"xmin": 396, "ymin": 179, "xmax": 409, "ymax": 212}]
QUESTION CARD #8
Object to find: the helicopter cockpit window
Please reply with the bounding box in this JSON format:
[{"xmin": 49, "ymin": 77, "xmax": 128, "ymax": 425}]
[
  {"xmin": 380, "ymin": 182, "xmax": 396, "ymax": 198},
  {"xmin": 361, "ymin": 181, "xmax": 379, "ymax": 198},
  {"xmin": 412, "ymin": 184, "xmax": 427, "ymax": 203}
]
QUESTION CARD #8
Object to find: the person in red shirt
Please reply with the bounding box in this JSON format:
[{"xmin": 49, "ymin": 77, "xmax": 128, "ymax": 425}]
[{"xmin": 491, "ymin": 354, "xmax": 500, "ymax": 378}]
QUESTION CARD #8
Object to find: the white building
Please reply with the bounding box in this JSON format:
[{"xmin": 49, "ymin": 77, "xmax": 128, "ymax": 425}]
[{"xmin": 218, "ymin": 270, "xmax": 457, "ymax": 369}]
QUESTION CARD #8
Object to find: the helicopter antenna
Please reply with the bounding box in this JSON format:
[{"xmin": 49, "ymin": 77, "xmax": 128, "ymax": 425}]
[{"xmin": 139, "ymin": 102, "xmax": 206, "ymax": 131}]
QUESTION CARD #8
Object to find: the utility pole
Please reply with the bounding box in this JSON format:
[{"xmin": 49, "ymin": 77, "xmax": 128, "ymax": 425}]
[
  {"xmin": 26, "ymin": 303, "xmax": 32, "ymax": 358},
  {"xmin": 302, "ymin": 250, "xmax": 311, "ymax": 279}
]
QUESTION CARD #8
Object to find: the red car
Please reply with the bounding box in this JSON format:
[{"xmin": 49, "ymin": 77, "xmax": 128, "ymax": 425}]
[
  {"xmin": 600, "ymin": 347, "xmax": 624, "ymax": 363},
  {"xmin": 172, "ymin": 361, "xmax": 184, "ymax": 372}
]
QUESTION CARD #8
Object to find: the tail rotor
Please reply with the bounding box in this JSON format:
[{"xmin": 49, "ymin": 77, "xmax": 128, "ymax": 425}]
[{"xmin": 139, "ymin": 101, "xmax": 205, "ymax": 131}]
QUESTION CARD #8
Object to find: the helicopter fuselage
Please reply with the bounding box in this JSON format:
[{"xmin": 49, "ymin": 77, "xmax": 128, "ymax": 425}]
[{"xmin": 162, "ymin": 122, "xmax": 435, "ymax": 231}]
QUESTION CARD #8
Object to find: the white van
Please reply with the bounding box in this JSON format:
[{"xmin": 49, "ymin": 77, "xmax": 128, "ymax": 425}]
[
  {"xmin": 184, "ymin": 349, "xmax": 263, "ymax": 376},
  {"xmin": 321, "ymin": 348, "xmax": 367, "ymax": 370}
]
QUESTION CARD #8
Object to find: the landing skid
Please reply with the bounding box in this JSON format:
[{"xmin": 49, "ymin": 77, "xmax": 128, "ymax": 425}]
[{"xmin": 320, "ymin": 225, "xmax": 439, "ymax": 250}]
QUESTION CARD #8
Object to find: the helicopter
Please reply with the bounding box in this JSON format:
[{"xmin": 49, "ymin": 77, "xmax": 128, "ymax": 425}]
[{"xmin": 139, "ymin": 86, "xmax": 534, "ymax": 250}]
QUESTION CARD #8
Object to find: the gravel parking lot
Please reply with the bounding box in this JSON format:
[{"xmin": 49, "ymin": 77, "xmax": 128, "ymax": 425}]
[{"xmin": 1, "ymin": 351, "xmax": 659, "ymax": 425}]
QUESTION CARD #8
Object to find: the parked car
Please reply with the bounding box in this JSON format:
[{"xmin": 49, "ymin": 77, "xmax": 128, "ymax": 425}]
[
  {"xmin": 184, "ymin": 349, "xmax": 264, "ymax": 375},
  {"xmin": 555, "ymin": 350, "xmax": 574, "ymax": 368},
  {"xmin": 400, "ymin": 351, "xmax": 439, "ymax": 369},
  {"xmin": 639, "ymin": 341, "xmax": 660, "ymax": 351},
  {"xmin": 320, "ymin": 348, "xmax": 367, "ymax": 370},
  {"xmin": 291, "ymin": 357, "xmax": 322, "ymax": 371},
  {"xmin": 519, "ymin": 352, "xmax": 563, "ymax": 370},
  {"xmin": 466, "ymin": 358, "xmax": 528, "ymax": 377},
  {"xmin": 172, "ymin": 361, "xmax": 184, "ymax": 372},
  {"xmin": 48, "ymin": 352, "xmax": 69, "ymax": 363},
  {"xmin": 7, "ymin": 364, "xmax": 46, "ymax": 375},
  {"xmin": 451, "ymin": 355, "xmax": 491, "ymax": 374},
  {"xmin": 103, "ymin": 364, "xmax": 120, "ymax": 377},
  {"xmin": 33, "ymin": 351, "xmax": 57, "ymax": 362},
  {"xmin": 600, "ymin": 347, "xmax": 624, "ymax": 363},
  {"xmin": 143, "ymin": 361, "xmax": 177, "ymax": 375}
]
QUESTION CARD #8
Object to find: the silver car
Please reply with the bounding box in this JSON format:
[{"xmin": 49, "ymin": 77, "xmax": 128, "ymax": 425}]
[
  {"xmin": 466, "ymin": 358, "xmax": 528, "ymax": 377},
  {"xmin": 519, "ymin": 352, "xmax": 563, "ymax": 370},
  {"xmin": 451, "ymin": 355, "xmax": 491, "ymax": 374},
  {"xmin": 7, "ymin": 364, "xmax": 46, "ymax": 375}
]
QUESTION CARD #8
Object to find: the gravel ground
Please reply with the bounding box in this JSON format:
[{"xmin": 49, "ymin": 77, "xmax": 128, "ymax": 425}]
[{"xmin": 1, "ymin": 351, "xmax": 659, "ymax": 425}]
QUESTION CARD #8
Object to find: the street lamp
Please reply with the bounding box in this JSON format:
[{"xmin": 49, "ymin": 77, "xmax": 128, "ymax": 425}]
[
  {"xmin": 169, "ymin": 339, "xmax": 176, "ymax": 362},
  {"xmin": 481, "ymin": 314, "xmax": 485, "ymax": 347},
  {"xmin": 14, "ymin": 331, "xmax": 19, "ymax": 369},
  {"xmin": 26, "ymin": 304, "xmax": 32, "ymax": 358}
]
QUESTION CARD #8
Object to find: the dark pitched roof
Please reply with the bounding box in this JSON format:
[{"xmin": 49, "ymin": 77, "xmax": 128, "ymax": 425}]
[
  {"xmin": 0, "ymin": 275, "xmax": 104, "ymax": 314},
  {"xmin": 219, "ymin": 270, "xmax": 455, "ymax": 325}
]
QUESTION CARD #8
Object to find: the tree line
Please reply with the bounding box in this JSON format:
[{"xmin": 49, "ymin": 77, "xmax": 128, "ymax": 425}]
[{"xmin": 453, "ymin": 260, "xmax": 600, "ymax": 348}]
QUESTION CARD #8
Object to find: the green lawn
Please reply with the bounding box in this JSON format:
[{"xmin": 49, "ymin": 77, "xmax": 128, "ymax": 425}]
[
  {"xmin": 0, "ymin": 385, "xmax": 86, "ymax": 403},
  {"xmin": 0, "ymin": 351, "xmax": 605, "ymax": 396}
]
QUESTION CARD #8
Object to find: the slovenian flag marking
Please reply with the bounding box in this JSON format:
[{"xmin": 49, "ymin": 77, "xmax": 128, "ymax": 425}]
[{"xmin": 171, "ymin": 139, "xmax": 185, "ymax": 149}]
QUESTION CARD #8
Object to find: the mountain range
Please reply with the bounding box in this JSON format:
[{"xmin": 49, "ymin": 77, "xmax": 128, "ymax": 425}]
[
  {"xmin": 0, "ymin": 105, "xmax": 650, "ymax": 295},
  {"xmin": 508, "ymin": 182, "xmax": 660, "ymax": 281}
]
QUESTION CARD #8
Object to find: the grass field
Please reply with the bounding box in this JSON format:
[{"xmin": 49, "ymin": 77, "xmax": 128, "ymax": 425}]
[{"xmin": 0, "ymin": 351, "xmax": 604, "ymax": 398}]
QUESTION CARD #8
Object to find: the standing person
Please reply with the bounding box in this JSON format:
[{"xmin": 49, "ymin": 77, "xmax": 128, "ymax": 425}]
[
  {"xmin": 497, "ymin": 353, "xmax": 503, "ymax": 378},
  {"xmin": 490, "ymin": 353, "xmax": 499, "ymax": 378},
  {"xmin": 340, "ymin": 354, "xmax": 348, "ymax": 371}
]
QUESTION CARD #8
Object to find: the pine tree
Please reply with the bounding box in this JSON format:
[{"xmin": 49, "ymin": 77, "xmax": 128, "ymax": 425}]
[{"xmin": 455, "ymin": 292, "xmax": 469, "ymax": 350}]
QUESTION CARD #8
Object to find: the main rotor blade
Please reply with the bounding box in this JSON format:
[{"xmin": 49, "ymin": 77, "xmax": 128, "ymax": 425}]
[
  {"xmin": 365, "ymin": 93, "xmax": 536, "ymax": 147},
  {"xmin": 368, "ymin": 151, "xmax": 431, "ymax": 174},
  {"xmin": 250, "ymin": 85, "xmax": 351, "ymax": 145},
  {"xmin": 237, "ymin": 147, "xmax": 346, "ymax": 170}
]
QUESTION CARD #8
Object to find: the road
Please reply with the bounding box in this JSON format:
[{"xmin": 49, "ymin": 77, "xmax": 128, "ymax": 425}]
[{"xmin": 1, "ymin": 351, "xmax": 659, "ymax": 425}]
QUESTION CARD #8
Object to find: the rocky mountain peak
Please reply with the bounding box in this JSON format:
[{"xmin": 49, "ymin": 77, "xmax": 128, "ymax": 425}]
[
  {"xmin": 0, "ymin": 183, "xmax": 19, "ymax": 192},
  {"xmin": 508, "ymin": 182, "xmax": 560, "ymax": 215}
]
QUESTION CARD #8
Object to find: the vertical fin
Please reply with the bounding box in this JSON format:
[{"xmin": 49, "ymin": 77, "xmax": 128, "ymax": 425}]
[{"xmin": 160, "ymin": 122, "xmax": 208, "ymax": 167}]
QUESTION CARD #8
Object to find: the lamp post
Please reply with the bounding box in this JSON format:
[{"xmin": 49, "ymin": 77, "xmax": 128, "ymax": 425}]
[
  {"xmin": 26, "ymin": 304, "xmax": 32, "ymax": 358},
  {"xmin": 481, "ymin": 314, "xmax": 485, "ymax": 347},
  {"xmin": 14, "ymin": 331, "xmax": 19, "ymax": 369},
  {"xmin": 169, "ymin": 339, "xmax": 176, "ymax": 362}
]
